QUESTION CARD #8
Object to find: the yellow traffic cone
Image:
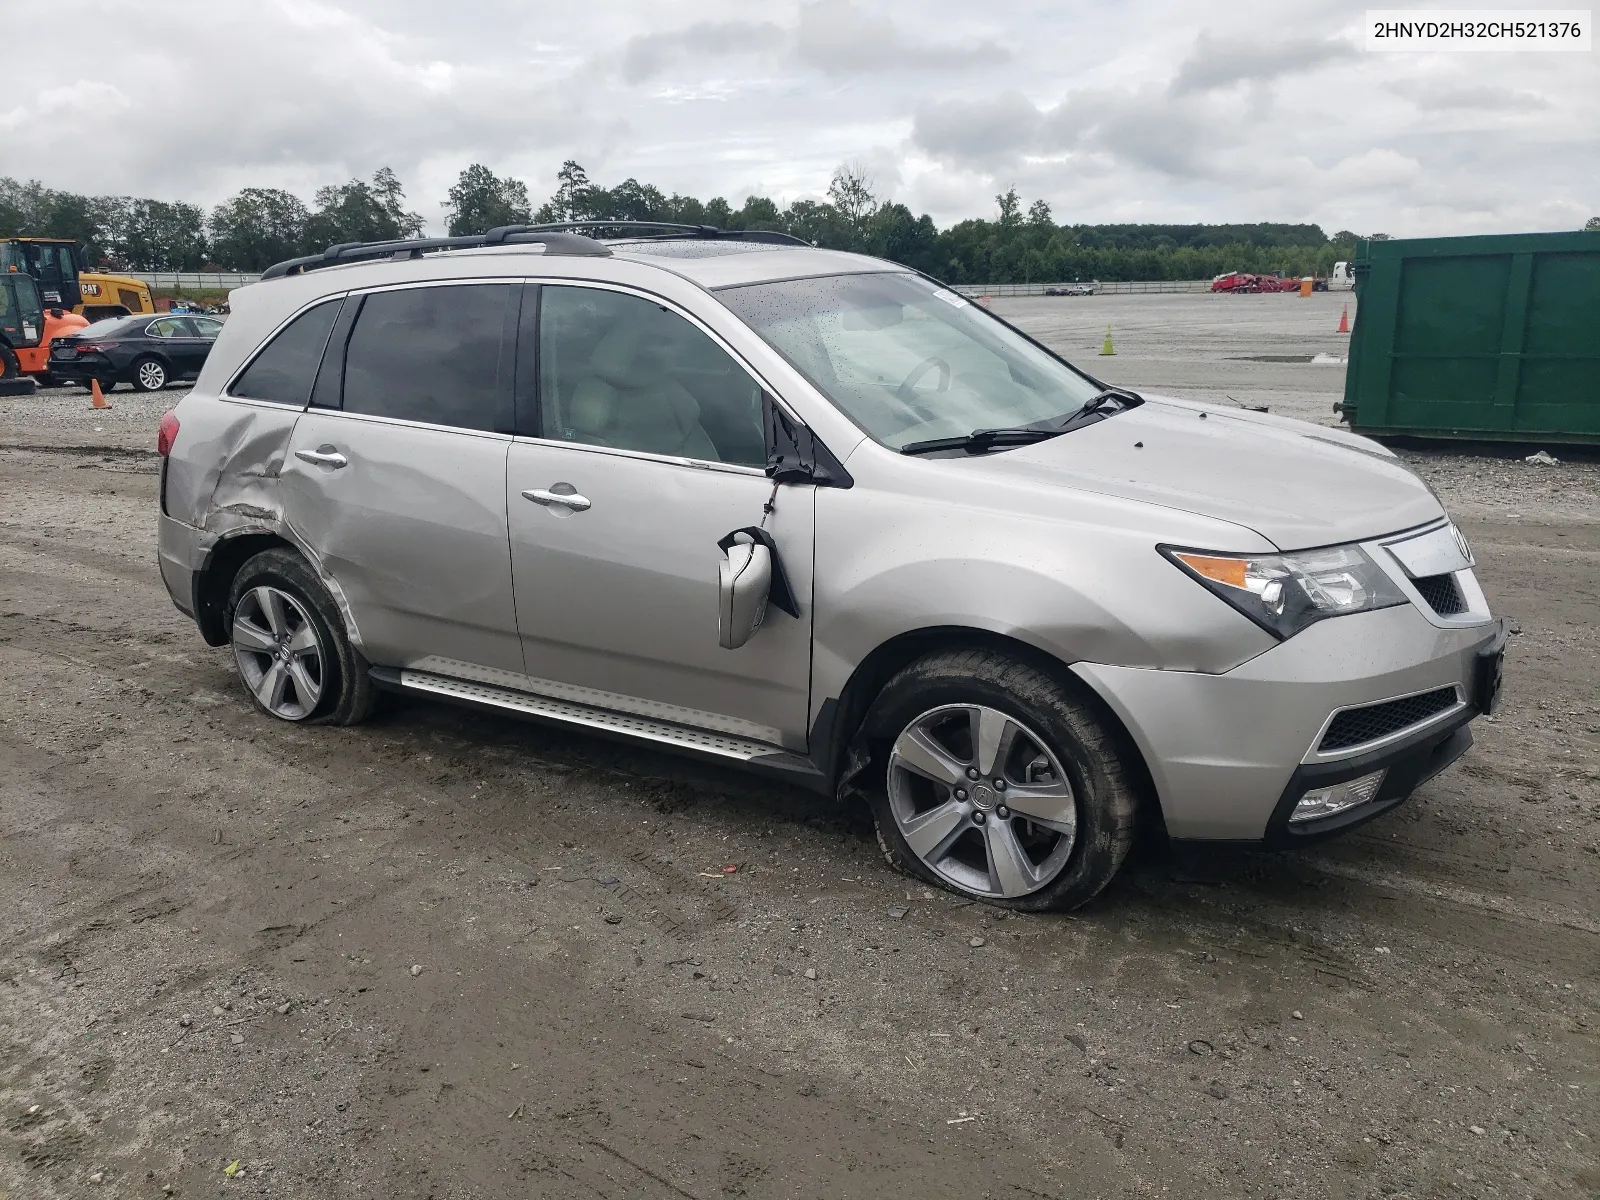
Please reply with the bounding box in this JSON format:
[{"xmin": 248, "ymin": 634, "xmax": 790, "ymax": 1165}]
[{"xmin": 1099, "ymin": 324, "xmax": 1115, "ymax": 355}]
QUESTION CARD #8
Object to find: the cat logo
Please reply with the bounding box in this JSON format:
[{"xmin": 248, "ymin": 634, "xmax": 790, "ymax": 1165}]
[{"xmin": 81, "ymin": 281, "xmax": 102, "ymax": 297}]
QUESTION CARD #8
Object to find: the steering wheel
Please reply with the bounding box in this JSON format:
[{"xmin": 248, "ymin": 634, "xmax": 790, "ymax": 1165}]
[{"xmin": 897, "ymin": 356, "xmax": 951, "ymax": 401}]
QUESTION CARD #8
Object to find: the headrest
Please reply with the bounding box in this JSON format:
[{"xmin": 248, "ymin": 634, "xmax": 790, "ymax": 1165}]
[{"xmin": 590, "ymin": 322, "xmax": 643, "ymax": 386}]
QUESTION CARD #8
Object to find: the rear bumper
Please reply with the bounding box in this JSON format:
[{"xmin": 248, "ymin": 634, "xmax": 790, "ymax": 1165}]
[
  {"xmin": 1073, "ymin": 604, "xmax": 1504, "ymax": 842},
  {"xmin": 158, "ymin": 512, "xmax": 213, "ymax": 621},
  {"xmin": 46, "ymin": 356, "xmax": 118, "ymax": 383}
]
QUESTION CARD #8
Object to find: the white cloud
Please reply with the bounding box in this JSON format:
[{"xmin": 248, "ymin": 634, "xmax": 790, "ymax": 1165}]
[{"xmin": 0, "ymin": 0, "xmax": 1591, "ymax": 238}]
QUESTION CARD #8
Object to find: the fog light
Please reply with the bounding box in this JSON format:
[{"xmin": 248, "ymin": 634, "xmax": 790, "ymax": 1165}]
[{"xmin": 1290, "ymin": 768, "xmax": 1386, "ymax": 823}]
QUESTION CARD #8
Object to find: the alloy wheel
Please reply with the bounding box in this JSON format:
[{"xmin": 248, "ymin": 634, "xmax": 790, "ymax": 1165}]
[
  {"xmin": 231, "ymin": 585, "xmax": 325, "ymax": 720},
  {"xmin": 886, "ymin": 703, "xmax": 1078, "ymax": 899},
  {"xmin": 137, "ymin": 360, "xmax": 166, "ymax": 390}
]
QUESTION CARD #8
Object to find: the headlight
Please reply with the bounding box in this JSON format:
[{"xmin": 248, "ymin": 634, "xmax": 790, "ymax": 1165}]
[{"xmin": 1160, "ymin": 542, "xmax": 1407, "ymax": 639}]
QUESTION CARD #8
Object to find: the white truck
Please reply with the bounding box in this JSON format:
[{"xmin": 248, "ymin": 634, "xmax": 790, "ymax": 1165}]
[{"xmin": 1330, "ymin": 262, "xmax": 1356, "ymax": 291}]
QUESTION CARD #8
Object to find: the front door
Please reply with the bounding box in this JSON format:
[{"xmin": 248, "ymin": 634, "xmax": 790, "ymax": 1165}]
[
  {"xmin": 506, "ymin": 283, "xmax": 815, "ymax": 749},
  {"xmin": 279, "ymin": 281, "xmax": 524, "ymax": 678}
]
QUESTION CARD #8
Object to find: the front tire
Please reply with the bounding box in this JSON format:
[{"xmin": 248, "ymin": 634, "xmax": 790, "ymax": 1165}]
[
  {"xmin": 227, "ymin": 548, "xmax": 377, "ymax": 725},
  {"xmin": 132, "ymin": 356, "xmax": 168, "ymax": 392},
  {"xmin": 860, "ymin": 649, "xmax": 1139, "ymax": 911}
]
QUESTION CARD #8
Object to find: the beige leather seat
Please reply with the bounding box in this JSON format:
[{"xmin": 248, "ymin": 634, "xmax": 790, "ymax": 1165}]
[{"xmin": 567, "ymin": 321, "xmax": 719, "ymax": 460}]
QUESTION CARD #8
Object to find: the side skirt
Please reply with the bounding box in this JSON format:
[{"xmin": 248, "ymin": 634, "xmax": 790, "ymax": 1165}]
[{"xmin": 370, "ymin": 667, "xmax": 830, "ymax": 793}]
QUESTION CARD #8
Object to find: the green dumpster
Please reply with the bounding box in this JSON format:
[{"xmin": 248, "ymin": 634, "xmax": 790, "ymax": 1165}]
[{"xmin": 1341, "ymin": 231, "xmax": 1600, "ymax": 444}]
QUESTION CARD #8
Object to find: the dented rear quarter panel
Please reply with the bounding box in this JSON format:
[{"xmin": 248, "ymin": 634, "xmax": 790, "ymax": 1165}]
[{"xmin": 166, "ymin": 394, "xmax": 298, "ymax": 536}]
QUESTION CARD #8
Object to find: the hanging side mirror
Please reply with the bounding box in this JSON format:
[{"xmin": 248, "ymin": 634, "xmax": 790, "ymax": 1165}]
[
  {"xmin": 718, "ymin": 531, "xmax": 772, "ymax": 649},
  {"xmin": 716, "ymin": 526, "xmax": 800, "ymax": 650}
]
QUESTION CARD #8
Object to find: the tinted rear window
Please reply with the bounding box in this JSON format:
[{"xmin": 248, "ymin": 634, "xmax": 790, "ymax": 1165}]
[
  {"xmin": 341, "ymin": 284, "xmax": 509, "ymax": 431},
  {"xmin": 231, "ymin": 299, "xmax": 342, "ymax": 406},
  {"xmin": 77, "ymin": 317, "xmax": 141, "ymax": 338}
]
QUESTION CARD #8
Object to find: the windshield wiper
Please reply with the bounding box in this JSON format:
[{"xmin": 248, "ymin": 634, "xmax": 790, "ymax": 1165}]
[
  {"xmin": 1055, "ymin": 387, "xmax": 1141, "ymax": 431},
  {"xmin": 899, "ymin": 425, "xmax": 1066, "ymax": 456},
  {"xmin": 899, "ymin": 388, "xmax": 1143, "ymax": 456}
]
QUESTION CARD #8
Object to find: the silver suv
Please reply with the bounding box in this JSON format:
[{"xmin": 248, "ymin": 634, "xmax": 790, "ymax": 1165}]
[{"xmin": 156, "ymin": 224, "xmax": 1506, "ymax": 910}]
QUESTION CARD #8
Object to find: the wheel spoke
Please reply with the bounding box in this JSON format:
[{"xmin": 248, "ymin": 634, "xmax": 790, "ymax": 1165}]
[
  {"xmin": 232, "ymin": 615, "xmax": 277, "ymax": 654},
  {"xmin": 1003, "ymin": 779, "xmax": 1076, "ymax": 829},
  {"xmin": 255, "ymin": 587, "xmax": 288, "ymax": 636},
  {"xmin": 891, "ymin": 726, "xmax": 967, "ymax": 788},
  {"xmin": 901, "ymin": 800, "xmax": 968, "ymax": 860},
  {"xmin": 985, "ymin": 819, "xmax": 1039, "ymax": 898},
  {"xmin": 284, "ymin": 623, "xmax": 319, "ymax": 655},
  {"xmin": 286, "ymin": 658, "xmax": 321, "ymax": 708},
  {"xmin": 255, "ymin": 661, "xmax": 289, "ymax": 710},
  {"xmin": 973, "ymin": 707, "xmax": 1019, "ymax": 778}
]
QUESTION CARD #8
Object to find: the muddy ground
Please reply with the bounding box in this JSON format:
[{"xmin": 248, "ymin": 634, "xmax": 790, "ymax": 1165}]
[{"xmin": 1, "ymin": 304, "xmax": 1597, "ymax": 1198}]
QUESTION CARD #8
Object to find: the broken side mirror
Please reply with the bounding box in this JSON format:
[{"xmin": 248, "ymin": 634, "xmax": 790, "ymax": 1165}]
[
  {"xmin": 764, "ymin": 395, "xmax": 853, "ymax": 488},
  {"xmin": 718, "ymin": 531, "xmax": 772, "ymax": 649},
  {"xmin": 716, "ymin": 526, "xmax": 800, "ymax": 650}
]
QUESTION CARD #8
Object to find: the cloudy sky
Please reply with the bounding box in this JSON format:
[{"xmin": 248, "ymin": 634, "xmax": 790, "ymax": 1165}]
[{"xmin": 3, "ymin": 0, "xmax": 1595, "ymax": 236}]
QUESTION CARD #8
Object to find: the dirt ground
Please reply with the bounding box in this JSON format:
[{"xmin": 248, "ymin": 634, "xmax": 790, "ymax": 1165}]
[{"xmin": 2, "ymin": 299, "xmax": 1597, "ymax": 1198}]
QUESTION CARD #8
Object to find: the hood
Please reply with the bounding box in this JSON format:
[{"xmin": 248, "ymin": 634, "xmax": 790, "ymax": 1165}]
[{"xmin": 977, "ymin": 395, "xmax": 1443, "ymax": 550}]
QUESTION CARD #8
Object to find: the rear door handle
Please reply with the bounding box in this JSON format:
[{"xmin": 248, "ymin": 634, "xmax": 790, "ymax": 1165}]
[
  {"xmin": 522, "ymin": 488, "xmax": 591, "ymax": 512},
  {"xmin": 296, "ymin": 446, "xmax": 348, "ymax": 469}
]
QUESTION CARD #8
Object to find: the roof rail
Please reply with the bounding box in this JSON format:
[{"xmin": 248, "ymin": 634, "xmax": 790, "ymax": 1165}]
[
  {"xmin": 259, "ymin": 228, "xmax": 612, "ymax": 280},
  {"xmin": 512, "ymin": 220, "xmax": 810, "ymax": 247}
]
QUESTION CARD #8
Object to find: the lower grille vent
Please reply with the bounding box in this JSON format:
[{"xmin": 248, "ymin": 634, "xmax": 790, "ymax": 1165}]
[
  {"xmin": 1319, "ymin": 687, "xmax": 1460, "ymax": 753},
  {"xmin": 1413, "ymin": 573, "xmax": 1466, "ymax": 616}
]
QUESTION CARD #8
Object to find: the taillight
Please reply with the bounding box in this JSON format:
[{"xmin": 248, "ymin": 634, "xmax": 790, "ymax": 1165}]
[
  {"xmin": 157, "ymin": 410, "xmax": 180, "ymax": 457},
  {"xmin": 74, "ymin": 342, "xmax": 110, "ymax": 353}
]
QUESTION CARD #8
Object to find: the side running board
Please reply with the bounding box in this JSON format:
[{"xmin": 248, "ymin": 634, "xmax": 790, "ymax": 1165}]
[{"xmin": 371, "ymin": 667, "xmax": 828, "ymax": 790}]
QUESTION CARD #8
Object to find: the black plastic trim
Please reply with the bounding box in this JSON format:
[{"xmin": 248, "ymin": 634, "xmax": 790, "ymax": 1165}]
[
  {"xmin": 1267, "ymin": 711, "xmax": 1474, "ymax": 846},
  {"xmin": 764, "ymin": 397, "xmax": 853, "ymax": 488}
]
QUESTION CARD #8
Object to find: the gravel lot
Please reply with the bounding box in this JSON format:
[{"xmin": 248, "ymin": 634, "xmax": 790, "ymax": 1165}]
[{"xmin": 1, "ymin": 293, "xmax": 1596, "ymax": 1199}]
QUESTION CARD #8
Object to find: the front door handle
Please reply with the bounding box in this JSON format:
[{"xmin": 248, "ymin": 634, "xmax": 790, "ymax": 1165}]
[
  {"xmin": 522, "ymin": 487, "xmax": 591, "ymax": 512},
  {"xmin": 296, "ymin": 446, "xmax": 348, "ymax": 469}
]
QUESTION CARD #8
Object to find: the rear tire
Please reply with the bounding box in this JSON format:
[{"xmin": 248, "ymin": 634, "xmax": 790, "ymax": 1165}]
[
  {"xmin": 226, "ymin": 548, "xmax": 377, "ymax": 726},
  {"xmin": 859, "ymin": 648, "xmax": 1139, "ymax": 911},
  {"xmin": 132, "ymin": 356, "xmax": 168, "ymax": 392}
]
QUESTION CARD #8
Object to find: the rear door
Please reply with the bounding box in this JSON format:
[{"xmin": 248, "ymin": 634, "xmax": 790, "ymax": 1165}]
[
  {"xmin": 168, "ymin": 317, "xmax": 214, "ymax": 377},
  {"xmin": 505, "ymin": 282, "xmax": 814, "ymax": 749},
  {"xmin": 279, "ymin": 281, "xmax": 525, "ymax": 677},
  {"xmin": 145, "ymin": 316, "xmax": 194, "ymax": 376}
]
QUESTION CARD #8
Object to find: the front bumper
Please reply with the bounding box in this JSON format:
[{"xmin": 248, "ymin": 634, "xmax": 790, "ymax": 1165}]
[{"xmin": 1074, "ymin": 602, "xmax": 1504, "ymax": 841}]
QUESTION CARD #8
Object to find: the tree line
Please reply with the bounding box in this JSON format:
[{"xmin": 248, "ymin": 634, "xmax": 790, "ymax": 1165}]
[{"xmin": 2, "ymin": 161, "xmax": 1393, "ymax": 282}]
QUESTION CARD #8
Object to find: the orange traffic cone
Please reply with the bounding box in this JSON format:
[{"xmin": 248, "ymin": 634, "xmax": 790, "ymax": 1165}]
[
  {"xmin": 90, "ymin": 378, "xmax": 109, "ymax": 408},
  {"xmin": 1337, "ymin": 303, "xmax": 1350, "ymax": 334}
]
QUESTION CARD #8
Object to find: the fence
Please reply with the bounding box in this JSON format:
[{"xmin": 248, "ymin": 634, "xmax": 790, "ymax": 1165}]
[
  {"xmin": 126, "ymin": 271, "xmax": 262, "ymax": 291},
  {"xmin": 952, "ymin": 280, "xmax": 1212, "ymax": 298}
]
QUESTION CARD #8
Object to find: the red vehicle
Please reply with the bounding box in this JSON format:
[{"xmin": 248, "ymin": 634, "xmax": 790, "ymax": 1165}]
[{"xmin": 1210, "ymin": 272, "xmax": 1301, "ymax": 294}]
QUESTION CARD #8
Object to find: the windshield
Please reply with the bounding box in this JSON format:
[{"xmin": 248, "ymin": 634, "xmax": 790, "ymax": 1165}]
[{"xmin": 716, "ymin": 272, "xmax": 1102, "ymax": 450}]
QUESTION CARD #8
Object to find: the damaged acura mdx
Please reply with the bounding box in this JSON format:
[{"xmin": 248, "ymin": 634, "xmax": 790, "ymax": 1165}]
[{"xmin": 155, "ymin": 223, "xmax": 1506, "ymax": 910}]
